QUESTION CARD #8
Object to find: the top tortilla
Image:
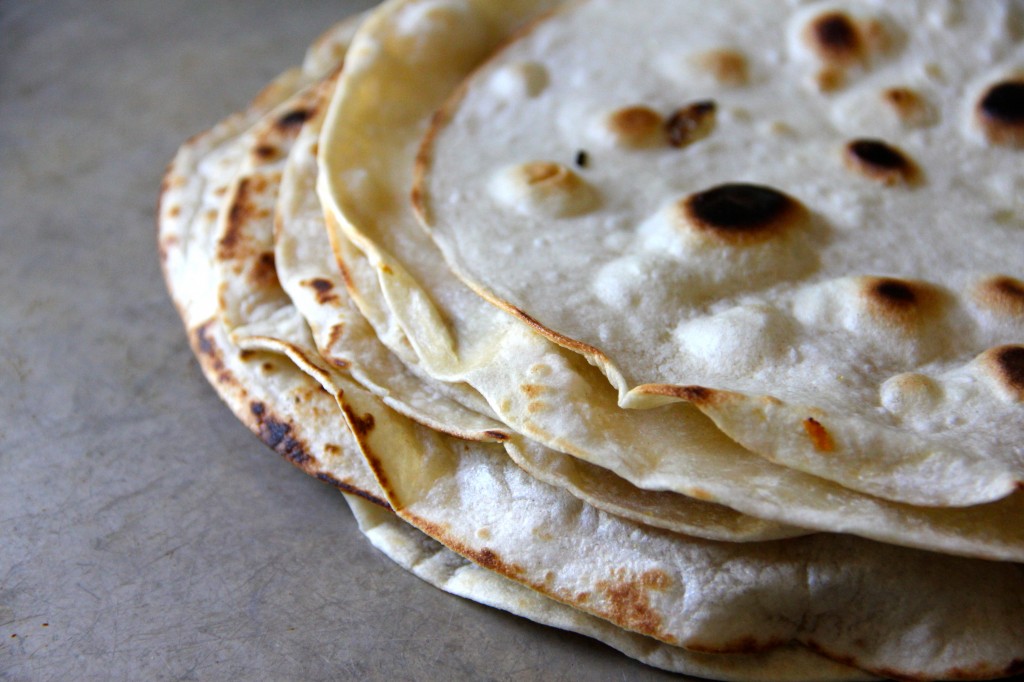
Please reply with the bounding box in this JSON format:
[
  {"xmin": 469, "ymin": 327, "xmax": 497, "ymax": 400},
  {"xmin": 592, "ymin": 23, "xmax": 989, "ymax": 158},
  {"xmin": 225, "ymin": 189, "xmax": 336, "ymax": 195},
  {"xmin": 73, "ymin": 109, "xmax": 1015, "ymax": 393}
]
[{"xmin": 414, "ymin": 0, "xmax": 1024, "ymax": 507}]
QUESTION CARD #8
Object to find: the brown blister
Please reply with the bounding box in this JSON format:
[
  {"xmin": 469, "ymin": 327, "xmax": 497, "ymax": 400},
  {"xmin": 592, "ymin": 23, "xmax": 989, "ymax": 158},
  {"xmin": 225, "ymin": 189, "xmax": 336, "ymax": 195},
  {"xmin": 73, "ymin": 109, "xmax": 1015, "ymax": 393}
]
[
  {"xmin": 691, "ymin": 48, "xmax": 749, "ymax": 87},
  {"xmin": 605, "ymin": 105, "xmax": 664, "ymax": 147},
  {"xmin": 843, "ymin": 139, "xmax": 917, "ymax": 185},
  {"xmin": 881, "ymin": 87, "xmax": 934, "ymax": 128},
  {"xmin": 677, "ymin": 183, "xmax": 808, "ymax": 246},
  {"xmin": 976, "ymin": 78, "xmax": 1024, "ymax": 148},
  {"xmin": 815, "ymin": 66, "xmax": 846, "ymax": 93},
  {"xmin": 857, "ymin": 276, "xmax": 942, "ymax": 332},
  {"xmin": 972, "ymin": 275, "xmax": 1024, "ymax": 317},
  {"xmin": 979, "ymin": 345, "xmax": 1024, "ymax": 401}
]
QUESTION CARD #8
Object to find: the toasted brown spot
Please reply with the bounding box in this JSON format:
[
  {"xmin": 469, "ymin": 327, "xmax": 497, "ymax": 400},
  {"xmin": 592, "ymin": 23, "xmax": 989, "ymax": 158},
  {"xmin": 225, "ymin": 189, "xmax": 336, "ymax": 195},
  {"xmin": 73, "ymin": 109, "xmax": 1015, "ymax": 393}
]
[
  {"xmin": 803, "ymin": 417, "xmax": 836, "ymax": 453},
  {"xmin": 380, "ymin": 264, "xmax": 393, "ymax": 275},
  {"xmin": 324, "ymin": 444, "xmax": 341, "ymax": 456},
  {"xmin": 844, "ymin": 139, "xmax": 916, "ymax": 184},
  {"xmin": 882, "ymin": 87, "xmax": 933, "ymax": 127},
  {"xmin": 594, "ymin": 573, "xmax": 665, "ymax": 638},
  {"xmin": 521, "ymin": 383, "xmax": 547, "ymax": 398},
  {"xmin": 217, "ymin": 178, "xmax": 255, "ymax": 259},
  {"xmin": 805, "ymin": 12, "xmax": 863, "ymax": 66},
  {"xmin": 679, "ymin": 183, "xmax": 806, "ymax": 245},
  {"xmin": 605, "ymin": 106, "xmax": 664, "ymax": 147},
  {"xmin": 689, "ymin": 487, "xmax": 714, "ymax": 501},
  {"xmin": 665, "ymin": 101, "xmax": 717, "ymax": 148},
  {"xmin": 815, "ymin": 66, "xmax": 846, "ymax": 93},
  {"xmin": 167, "ymin": 205, "xmax": 181, "ymax": 218},
  {"xmin": 982, "ymin": 345, "xmax": 1024, "ymax": 400},
  {"xmin": 483, "ymin": 430, "xmax": 510, "ymax": 442},
  {"xmin": 238, "ymin": 349, "xmax": 256, "ymax": 361},
  {"xmin": 249, "ymin": 252, "xmax": 278, "ymax": 288},
  {"xmin": 691, "ymin": 48, "xmax": 748, "ymax": 86},
  {"xmin": 973, "ymin": 275, "xmax": 1024, "ymax": 317},
  {"xmin": 977, "ymin": 79, "xmax": 1024, "ymax": 147},
  {"xmin": 526, "ymin": 401, "xmax": 548, "ymax": 414}
]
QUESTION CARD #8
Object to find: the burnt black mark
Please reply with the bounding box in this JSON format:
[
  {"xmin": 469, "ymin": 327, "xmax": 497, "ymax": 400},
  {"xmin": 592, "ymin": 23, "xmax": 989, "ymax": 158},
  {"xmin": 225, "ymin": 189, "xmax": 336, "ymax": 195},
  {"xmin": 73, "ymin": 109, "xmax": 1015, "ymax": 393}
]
[
  {"xmin": 808, "ymin": 12, "xmax": 861, "ymax": 62},
  {"xmin": 278, "ymin": 109, "xmax": 312, "ymax": 129},
  {"xmin": 845, "ymin": 139, "xmax": 915, "ymax": 184},
  {"xmin": 980, "ymin": 80, "xmax": 1024, "ymax": 125},
  {"xmin": 685, "ymin": 183, "xmax": 796, "ymax": 234},
  {"xmin": 575, "ymin": 150, "xmax": 589, "ymax": 168},
  {"xmin": 872, "ymin": 278, "xmax": 917, "ymax": 306},
  {"xmin": 995, "ymin": 345, "xmax": 1024, "ymax": 393},
  {"xmin": 665, "ymin": 101, "xmax": 716, "ymax": 148}
]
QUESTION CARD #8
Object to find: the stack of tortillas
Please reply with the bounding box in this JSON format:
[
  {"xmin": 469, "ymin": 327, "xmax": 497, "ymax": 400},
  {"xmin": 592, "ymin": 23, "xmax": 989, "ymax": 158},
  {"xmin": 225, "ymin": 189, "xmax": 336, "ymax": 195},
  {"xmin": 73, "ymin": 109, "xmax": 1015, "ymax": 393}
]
[{"xmin": 159, "ymin": 1, "xmax": 1024, "ymax": 679}]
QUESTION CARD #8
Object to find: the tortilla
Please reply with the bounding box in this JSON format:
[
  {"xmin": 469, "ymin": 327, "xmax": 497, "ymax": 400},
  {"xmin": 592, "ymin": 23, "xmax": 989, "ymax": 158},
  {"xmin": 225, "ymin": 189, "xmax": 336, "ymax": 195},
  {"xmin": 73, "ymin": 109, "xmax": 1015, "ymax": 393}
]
[
  {"xmin": 156, "ymin": 20, "xmax": 870, "ymax": 679},
  {"xmin": 414, "ymin": 0, "xmax": 1024, "ymax": 507},
  {"xmin": 317, "ymin": 0, "xmax": 1024, "ymax": 561}
]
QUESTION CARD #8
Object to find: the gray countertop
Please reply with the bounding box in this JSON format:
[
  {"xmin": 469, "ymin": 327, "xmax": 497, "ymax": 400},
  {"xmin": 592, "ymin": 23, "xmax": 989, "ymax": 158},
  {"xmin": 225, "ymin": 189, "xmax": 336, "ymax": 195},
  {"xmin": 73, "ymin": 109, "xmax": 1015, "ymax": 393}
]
[{"xmin": 0, "ymin": 2, "xmax": 684, "ymax": 679}]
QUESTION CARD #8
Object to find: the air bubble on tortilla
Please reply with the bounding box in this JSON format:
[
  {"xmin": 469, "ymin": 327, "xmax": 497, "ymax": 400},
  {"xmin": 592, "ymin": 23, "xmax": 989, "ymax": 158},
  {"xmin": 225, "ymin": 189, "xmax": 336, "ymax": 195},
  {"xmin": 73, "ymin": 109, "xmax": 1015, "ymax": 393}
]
[
  {"xmin": 489, "ymin": 161, "xmax": 597, "ymax": 217},
  {"xmin": 880, "ymin": 372, "xmax": 942, "ymax": 417},
  {"xmin": 489, "ymin": 61, "xmax": 550, "ymax": 100},
  {"xmin": 675, "ymin": 304, "xmax": 793, "ymax": 375}
]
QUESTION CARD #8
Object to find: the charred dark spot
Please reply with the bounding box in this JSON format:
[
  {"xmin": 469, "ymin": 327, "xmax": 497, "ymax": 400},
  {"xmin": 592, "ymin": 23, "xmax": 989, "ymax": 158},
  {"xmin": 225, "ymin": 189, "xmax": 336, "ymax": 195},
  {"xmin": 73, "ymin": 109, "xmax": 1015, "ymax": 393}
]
[
  {"xmin": 807, "ymin": 12, "xmax": 862, "ymax": 64},
  {"xmin": 250, "ymin": 401, "xmax": 266, "ymax": 417},
  {"xmin": 278, "ymin": 109, "xmax": 312, "ymax": 129},
  {"xmin": 348, "ymin": 411, "xmax": 375, "ymax": 437},
  {"xmin": 575, "ymin": 149, "xmax": 589, "ymax": 168},
  {"xmin": 254, "ymin": 412, "xmax": 313, "ymax": 467},
  {"xmin": 306, "ymin": 277, "xmax": 338, "ymax": 305},
  {"xmin": 313, "ymin": 471, "xmax": 389, "ymax": 508},
  {"xmin": 803, "ymin": 417, "xmax": 836, "ymax": 453},
  {"xmin": 665, "ymin": 101, "xmax": 716, "ymax": 148},
  {"xmin": 310, "ymin": 278, "xmax": 333, "ymax": 293},
  {"xmin": 872, "ymin": 278, "xmax": 917, "ymax": 306},
  {"xmin": 484, "ymin": 430, "xmax": 510, "ymax": 442},
  {"xmin": 845, "ymin": 139, "xmax": 915, "ymax": 184},
  {"xmin": 196, "ymin": 324, "xmax": 215, "ymax": 357},
  {"xmin": 254, "ymin": 145, "xmax": 280, "ymax": 161},
  {"xmin": 678, "ymin": 385, "xmax": 713, "ymax": 403},
  {"xmin": 682, "ymin": 183, "xmax": 803, "ymax": 243},
  {"xmin": 975, "ymin": 275, "xmax": 1024, "ymax": 316},
  {"xmin": 994, "ymin": 345, "xmax": 1024, "ymax": 395},
  {"xmin": 977, "ymin": 79, "xmax": 1024, "ymax": 147}
]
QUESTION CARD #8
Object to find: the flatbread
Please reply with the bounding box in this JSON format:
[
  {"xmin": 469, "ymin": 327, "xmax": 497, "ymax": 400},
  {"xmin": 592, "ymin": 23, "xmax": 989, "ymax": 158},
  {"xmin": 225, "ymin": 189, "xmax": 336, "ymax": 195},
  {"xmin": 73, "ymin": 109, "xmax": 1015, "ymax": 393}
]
[
  {"xmin": 156, "ymin": 20, "xmax": 869, "ymax": 679},
  {"xmin": 317, "ymin": 0, "xmax": 1024, "ymax": 561},
  {"xmin": 414, "ymin": 0, "xmax": 1024, "ymax": 507}
]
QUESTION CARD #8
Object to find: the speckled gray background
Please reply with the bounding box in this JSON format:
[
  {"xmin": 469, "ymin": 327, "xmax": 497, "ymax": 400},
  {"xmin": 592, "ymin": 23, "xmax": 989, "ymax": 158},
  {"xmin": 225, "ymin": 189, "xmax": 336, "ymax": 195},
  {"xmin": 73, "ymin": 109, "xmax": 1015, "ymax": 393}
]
[{"xmin": 0, "ymin": 2, "xmax": 688, "ymax": 680}]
